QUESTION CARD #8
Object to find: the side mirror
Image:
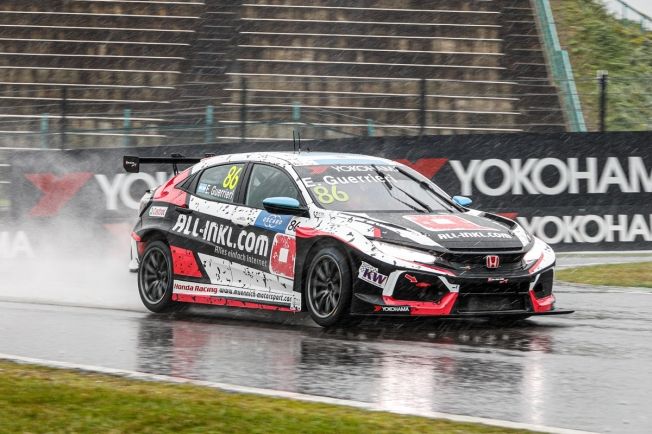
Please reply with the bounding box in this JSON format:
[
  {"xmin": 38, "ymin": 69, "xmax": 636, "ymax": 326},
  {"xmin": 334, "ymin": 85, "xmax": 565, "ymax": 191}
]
[
  {"xmin": 262, "ymin": 197, "xmax": 307, "ymax": 216},
  {"xmin": 452, "ymin": 195, "xmax": 472, "ymax": 207}
]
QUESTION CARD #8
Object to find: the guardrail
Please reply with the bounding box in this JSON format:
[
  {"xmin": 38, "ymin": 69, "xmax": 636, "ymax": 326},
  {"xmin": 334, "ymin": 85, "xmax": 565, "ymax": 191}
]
[
  {"xmin": 533, "ymin": 0, "xmax": 587, "ymax": 132},
  {"xmin": 607, "ymin": 0, "xmax": 652, "ymax": 30}
]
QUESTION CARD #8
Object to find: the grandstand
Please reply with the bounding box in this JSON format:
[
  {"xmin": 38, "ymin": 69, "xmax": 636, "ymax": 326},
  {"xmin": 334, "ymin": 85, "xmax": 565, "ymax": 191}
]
[{"xmin": 0, "ymin": 0, "xmax": 567, "ymax": 148}]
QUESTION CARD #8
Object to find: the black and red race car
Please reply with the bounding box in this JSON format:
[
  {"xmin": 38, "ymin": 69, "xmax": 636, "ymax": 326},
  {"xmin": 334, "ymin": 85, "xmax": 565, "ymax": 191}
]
[{"xmin": 124, "ymin": 151, "xmax": 571, "ymax": 326}]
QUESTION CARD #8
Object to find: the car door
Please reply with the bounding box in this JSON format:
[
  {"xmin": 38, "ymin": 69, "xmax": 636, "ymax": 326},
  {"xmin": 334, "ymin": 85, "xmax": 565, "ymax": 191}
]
[
  {"xmin": 230, "ymin": 163, "xmax": 306, "ymax": 308},
  {"xmin": 176, "ymin": 162, "xmax": 246, "ymax": 288}
]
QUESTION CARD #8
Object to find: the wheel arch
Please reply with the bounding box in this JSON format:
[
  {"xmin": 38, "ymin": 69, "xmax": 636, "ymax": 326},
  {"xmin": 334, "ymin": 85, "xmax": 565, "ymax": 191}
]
[
  {"xmin": 295, "ymin": 235, "xmax": 360, "ymax": 309},
  {"xmin": 139, "ymin": 229, "xmax": 169, "ymax": 246}
]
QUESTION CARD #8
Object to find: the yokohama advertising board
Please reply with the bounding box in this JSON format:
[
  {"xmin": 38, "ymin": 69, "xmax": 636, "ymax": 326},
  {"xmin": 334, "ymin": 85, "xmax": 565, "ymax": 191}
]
[{"xmin": 7, "ymin": 131, "xmax": 652, "ymax": 252}]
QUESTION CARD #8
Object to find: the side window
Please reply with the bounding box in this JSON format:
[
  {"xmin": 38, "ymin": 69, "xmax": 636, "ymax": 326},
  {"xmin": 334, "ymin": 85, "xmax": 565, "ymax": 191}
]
[
  {"xmin": 245, "ymin": 164, "xmax": 301, "ymax": 209},
  {"xmin": 195, "ymin": 163, "xmax": 245, "ymax": 203}
]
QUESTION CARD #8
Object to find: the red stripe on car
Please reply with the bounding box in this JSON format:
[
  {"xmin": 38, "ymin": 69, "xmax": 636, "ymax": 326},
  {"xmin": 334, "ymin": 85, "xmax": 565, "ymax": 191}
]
[
  {"xmin": 170, "ymin": 245, "xmax": 203, "ymax": 278},
  {"xmin": 382, "ymin": 293, "xmax": 458, "ymax": 316}
]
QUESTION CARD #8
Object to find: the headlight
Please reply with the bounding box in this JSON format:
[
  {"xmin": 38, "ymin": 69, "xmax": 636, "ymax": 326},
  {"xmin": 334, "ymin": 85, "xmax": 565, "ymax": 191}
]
[
  {"xmin": 370, "ymin": 240, "xmax": 438, "ymax": 264},
  {"xmin": 523, "ymin": 238, "xmax": 545, "ymax": 268}
]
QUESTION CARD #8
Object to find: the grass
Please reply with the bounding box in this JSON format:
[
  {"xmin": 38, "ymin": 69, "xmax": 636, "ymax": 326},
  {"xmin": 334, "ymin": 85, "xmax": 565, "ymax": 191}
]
[
  {"xmin": 0, "ymin": 360, "xmax": 533, "ymax": 434},
  {"xmin": 550, "ymin": 0, "xmax": 652, "ymax": 131},
  {"xmin": 557, "ymin": 261, "xmax": 652, "ymax": 288}
]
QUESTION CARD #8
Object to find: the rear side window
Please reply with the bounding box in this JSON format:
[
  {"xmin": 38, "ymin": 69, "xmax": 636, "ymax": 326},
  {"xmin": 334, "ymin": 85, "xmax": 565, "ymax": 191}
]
[
  {"xmin": 195, "ymin": 163, "xmax": 245, "ymax": 203},
  {"xmin": 245, "ymin": 164, "xmax": 301, "ymax": 209}
]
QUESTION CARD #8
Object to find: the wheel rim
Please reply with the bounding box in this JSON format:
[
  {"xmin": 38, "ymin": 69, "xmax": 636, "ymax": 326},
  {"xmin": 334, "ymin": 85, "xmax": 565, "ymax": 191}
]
[
  {"xmin": 141, "ymin": 248, "xmax": 169, "ymax": 304},
  {"xmin": 308, "ymin": 255, "xmax": 342, "ymax": 318}
]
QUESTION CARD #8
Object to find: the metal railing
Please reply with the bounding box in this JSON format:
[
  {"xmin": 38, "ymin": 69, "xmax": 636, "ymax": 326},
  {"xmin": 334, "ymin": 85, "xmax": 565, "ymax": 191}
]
[
  {"xmin": 533, "ymin": 0, "xmax": 587, "ymax": 132},
  {"xmin": 604, "ymin": 0, "xmax": 652, "ymax": 30}
]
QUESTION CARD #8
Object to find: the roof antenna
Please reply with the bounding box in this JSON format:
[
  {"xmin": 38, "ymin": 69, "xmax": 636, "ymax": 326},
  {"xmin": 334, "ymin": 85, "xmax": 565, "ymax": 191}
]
[{"xmin": 292, "ymin": 130, "xmax": 296, "ymax": 153}]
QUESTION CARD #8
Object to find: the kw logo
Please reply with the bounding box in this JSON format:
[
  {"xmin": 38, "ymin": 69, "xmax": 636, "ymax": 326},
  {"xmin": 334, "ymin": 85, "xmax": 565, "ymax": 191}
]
[{"xmin": 358, "ymin": 262, "xmax": 388, "ymax": 288}]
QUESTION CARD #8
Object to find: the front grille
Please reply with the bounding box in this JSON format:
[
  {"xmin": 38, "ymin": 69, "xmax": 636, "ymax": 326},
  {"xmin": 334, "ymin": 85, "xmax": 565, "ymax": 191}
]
[
  {"xmin": 453, "ymin": 278, "xmax": 532, "ymax": 313},
  {"xmin": 458, "ymin": 280, "xmax": 530, "ymax": 294},
  {"xmin": 440, "ymin": 252, "xmax": 525, "ymax": 273},
  {"xmin": 455, "ymin": 294, "xmax": 528, "ymax": 313},
  {"xmin": 392, "ymin": 272, "xmax": 449, "ymax": 302}
]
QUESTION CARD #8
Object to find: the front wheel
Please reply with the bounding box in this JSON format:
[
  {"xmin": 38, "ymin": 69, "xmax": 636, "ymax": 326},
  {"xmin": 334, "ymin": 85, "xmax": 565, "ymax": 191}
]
[
  {"xmin": 305, "ymin": 246, "xmax": 353, "ymax": 327},
  {"xmin": 138, "ymin": 241, "xmax": 180, "ymax": 313}
]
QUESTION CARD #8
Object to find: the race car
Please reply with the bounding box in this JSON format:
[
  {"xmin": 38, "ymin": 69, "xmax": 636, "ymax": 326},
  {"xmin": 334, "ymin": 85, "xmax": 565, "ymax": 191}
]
[{"xmin": 123, "ymin": 151, "xmax": 571, "ymax": 326}]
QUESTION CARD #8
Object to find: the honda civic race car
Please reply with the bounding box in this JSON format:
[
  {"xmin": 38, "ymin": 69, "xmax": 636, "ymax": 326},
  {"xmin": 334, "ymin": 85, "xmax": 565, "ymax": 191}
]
[{"xmin": 123, "ymin": 151, "xmax": 571, "ymax": 326}]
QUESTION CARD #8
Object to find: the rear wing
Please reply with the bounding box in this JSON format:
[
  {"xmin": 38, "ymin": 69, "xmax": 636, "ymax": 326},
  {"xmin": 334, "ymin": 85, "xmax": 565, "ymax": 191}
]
[{"xmin": 123, "ymin": 154, "xmax": 212, "ymax": 175}]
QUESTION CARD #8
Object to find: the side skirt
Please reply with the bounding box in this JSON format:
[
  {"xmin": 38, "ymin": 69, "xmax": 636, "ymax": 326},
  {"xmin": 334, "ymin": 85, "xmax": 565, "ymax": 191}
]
[
  {"xmin": 173, "ymin": 294, "xmax": 296, "ymax": 312},
  {"xmin": 171, "ymin": 279, "xmax": 301, "ymax": 312}
]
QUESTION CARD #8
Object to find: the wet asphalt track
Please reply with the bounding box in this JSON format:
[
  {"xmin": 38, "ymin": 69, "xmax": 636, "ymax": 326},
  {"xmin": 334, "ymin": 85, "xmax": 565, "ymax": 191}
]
[{"xmin": 1, "ymin": 283, "xmax": 651, "ymax": 434}]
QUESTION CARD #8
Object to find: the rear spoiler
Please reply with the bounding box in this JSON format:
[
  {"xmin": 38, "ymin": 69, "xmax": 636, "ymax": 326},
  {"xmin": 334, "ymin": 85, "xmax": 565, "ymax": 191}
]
[{"xmin": 123, "ymin": 153, "xmax": 214, "ymax": 175}]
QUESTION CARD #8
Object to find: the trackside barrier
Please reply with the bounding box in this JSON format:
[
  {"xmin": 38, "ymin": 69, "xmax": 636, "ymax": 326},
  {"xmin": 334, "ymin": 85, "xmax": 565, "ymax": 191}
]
[{"xmin": 3, "ymin": 131, "xmax": 652, "ymax": 254}]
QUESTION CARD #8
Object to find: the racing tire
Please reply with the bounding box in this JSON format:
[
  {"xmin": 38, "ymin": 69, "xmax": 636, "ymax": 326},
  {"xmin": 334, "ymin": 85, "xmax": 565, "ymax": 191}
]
[
  {"xmin": 138, "ymin": 241, "xmax": 181, "ymax": 313},
  {"xmin": 305, "ymin": 246, "xmax": 353, "ymax": 327}
]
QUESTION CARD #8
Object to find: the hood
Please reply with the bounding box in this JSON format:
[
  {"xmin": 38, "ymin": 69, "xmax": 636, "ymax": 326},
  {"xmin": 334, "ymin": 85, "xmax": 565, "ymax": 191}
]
[{"xmin": 350, "ymin": 211, "xmax": 527, "ymax": 251}]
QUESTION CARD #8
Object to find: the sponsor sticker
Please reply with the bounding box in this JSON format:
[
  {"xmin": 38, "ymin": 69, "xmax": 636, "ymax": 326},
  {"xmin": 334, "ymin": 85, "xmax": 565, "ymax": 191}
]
[
  {"xmin": 172, "ymin": 280, "xmax": 294, "ymax": 306},
  {"xmin": 171, "ymin": 214, "xmax": 270, "ymax": 269},
  {"xmin": 148, "ymin": 206, "xmax": 168, "ymax": 218},
  {"xmin": 254, "ymin": 211, "xmax": 292, "ymax": 233},
  {"xmin": 436, "ymin": 231, "xmax": 513, "ymax": 240},
  {"xmin": 269, "ymin": 233, "xmax": 296, "ymax": 279},
  {"xmin": 374, "ymin": 305, "xmax": 410, "ymax": 313},
  {"xmin": 358, "ymin": 261, "xmax": 388, "ymax": 288},
  {"xmin": 403, "ymin": 214, "xmax": 492, "ymax": 232},
  {"xmin": 197, "ymin": 182, "xmax": 235, "ymax": 202}
]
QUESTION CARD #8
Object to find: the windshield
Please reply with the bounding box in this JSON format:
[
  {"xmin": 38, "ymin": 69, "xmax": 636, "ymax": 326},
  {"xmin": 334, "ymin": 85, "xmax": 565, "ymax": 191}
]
[{"xmin": 294, "ymin": 164, "xmax": 455, "ymax": 212}]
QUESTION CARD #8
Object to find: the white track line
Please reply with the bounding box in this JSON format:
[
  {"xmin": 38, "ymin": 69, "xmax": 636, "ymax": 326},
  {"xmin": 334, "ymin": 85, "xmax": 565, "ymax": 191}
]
[{"xmin": 0, "ymin": 353, "xmax": 595, "ymax": 434}]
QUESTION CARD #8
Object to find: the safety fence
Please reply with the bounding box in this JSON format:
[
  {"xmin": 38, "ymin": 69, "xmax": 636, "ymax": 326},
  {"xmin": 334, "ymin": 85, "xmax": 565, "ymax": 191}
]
[
  {"xmin": 3, "ymin": 75, "xmax": 652, "ymax": 153},
  {"xmin": 604, "ymin": 0, "xmax": 652, "ymax": 30}
]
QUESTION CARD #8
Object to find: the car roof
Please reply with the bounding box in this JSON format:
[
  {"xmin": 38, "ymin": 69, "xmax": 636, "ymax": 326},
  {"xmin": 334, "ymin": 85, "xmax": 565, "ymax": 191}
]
[{"xmin": 201, "ymin": 151, "xmax": 397, "ymax": 168}]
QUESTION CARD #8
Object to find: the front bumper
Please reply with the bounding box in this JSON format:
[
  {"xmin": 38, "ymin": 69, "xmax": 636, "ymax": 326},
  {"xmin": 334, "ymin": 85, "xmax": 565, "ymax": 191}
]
[{"xmin": 351, "ymin": 261, "xmax": 571, "ymax": 317}]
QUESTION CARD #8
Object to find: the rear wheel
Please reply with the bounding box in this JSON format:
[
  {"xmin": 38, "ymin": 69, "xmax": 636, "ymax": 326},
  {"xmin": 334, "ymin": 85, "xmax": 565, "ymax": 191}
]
[
  {"xmin": 138, "ymin": 241, "xmax": 180, "ymax": 313},
  {"xmin": 305, "ymin": 246, "xmax": 353, "ymax": 327}
]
